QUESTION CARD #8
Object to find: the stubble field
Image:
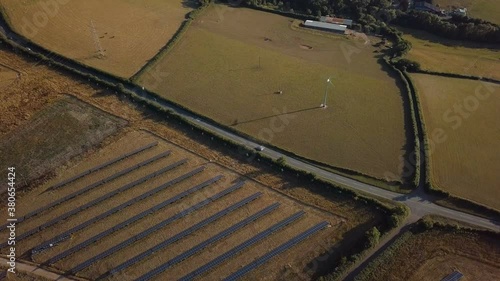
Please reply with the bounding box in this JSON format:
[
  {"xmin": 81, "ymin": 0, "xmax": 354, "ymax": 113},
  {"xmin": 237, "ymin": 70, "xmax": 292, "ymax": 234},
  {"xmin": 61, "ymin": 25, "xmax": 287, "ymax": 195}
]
[
  {"xmin": 411, "ymin": 73, "xmax": 500, "ymax": 210},
  {"xmin": 0, "ymin": 0, "xmax": 195, "ymax": 78},
  {"xmin": 137, "ymin": 5, "xmax": 408, "ymax": 183},
  {"xmin": 400, "ymin": 27, "xmax": 500, "ymax": 80}
]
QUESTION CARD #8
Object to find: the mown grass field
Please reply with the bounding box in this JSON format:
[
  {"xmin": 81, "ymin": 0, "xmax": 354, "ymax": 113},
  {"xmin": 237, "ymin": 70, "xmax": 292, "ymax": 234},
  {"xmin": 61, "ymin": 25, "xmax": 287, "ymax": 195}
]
[
  {"xmin": 0, "ymin": 0, "xmax": 194, "ymax": 78},
  {"xmin": 434, "ymin": 0, "xmax": 499, "ymax": 24},
  {"xmin": 354, "ymin": 221, "xmax": 500, "ymax": 281},
  {"xmin": 137, "ymin": 5, "xmax": 408, "ymax": 182},
  {"xmin": 400, "ymin": 27, "xmax": 500, "ymax": 80},
  {"xmin": 411, "ymin": 73, "xmax": 500, "ymax": 210}
]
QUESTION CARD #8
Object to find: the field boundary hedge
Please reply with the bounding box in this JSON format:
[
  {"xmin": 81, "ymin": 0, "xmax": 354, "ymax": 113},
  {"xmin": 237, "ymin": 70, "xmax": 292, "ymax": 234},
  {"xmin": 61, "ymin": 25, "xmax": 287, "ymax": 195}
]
[
  {"xmin": 382, "ymin": 57, "xmax": 421, "ymax": 189},
  {"xmin": 383, "ymin": 27, "xmax": 500, "ymax": 220},
  {"xmin": 130, "ymin": 4, "xmax": 209, "ymax": 81},
  {"xmin": 401, "ymin": 67, "xmax": 500, "ymax": 220},
  {"xmin": 242, "ymin": 3, "xmax": 318, "ymax": 21},
  {"xmin": 411, "ymin": 69, "xmax": 500, "ymax": 85}
]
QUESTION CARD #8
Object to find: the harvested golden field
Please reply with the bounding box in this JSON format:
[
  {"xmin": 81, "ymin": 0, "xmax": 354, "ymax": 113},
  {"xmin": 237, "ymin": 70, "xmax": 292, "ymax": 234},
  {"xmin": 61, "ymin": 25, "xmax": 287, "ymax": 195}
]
[
  {"xmin": 400, "ymin": 27, "xmax": 500, "ymax": 80},
  {"xmin": 0, "ymin": 0, "xmax": 195, "ymax": 78},
  {"xmin": 137, "ymin": 5, "xmax": 408, "ymax": 182},
  {"xmin": 411, "ymin": 73, "xmax": 500, "ymax": 210},
  {"xmin": 433, "ymin": 0, "xmax": 499, "ymax": 24},
  {"xmin": 354, "ymin": 222, "xmax": 500, "ymax": 281}
]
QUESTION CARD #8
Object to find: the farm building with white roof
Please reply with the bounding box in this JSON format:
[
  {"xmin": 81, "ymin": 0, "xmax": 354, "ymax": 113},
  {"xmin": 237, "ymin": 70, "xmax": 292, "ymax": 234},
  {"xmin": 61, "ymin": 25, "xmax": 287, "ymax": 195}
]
[{"xmin": 303, "ymin": 20, "xmax": 347, "ymax": 34}]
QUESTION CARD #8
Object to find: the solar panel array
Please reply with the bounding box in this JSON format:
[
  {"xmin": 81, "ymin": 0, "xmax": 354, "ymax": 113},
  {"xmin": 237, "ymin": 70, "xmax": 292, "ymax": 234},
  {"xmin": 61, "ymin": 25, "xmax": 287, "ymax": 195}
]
[
  {"xmin": 223, "ymin": 221, "xmax": 329, "ymax": 281},
  {"xmin": 43, "ymin": 175, "xmax": 223, "ymax": 264},
  {"xmin": 97, "ymin": 192, "xmax": 262, "ymax": 280},
  {"xmin": 0, "ymin": 149, "xmax": 171, "ymax": 232},
  {"xmin": 136, "ymin": 203, "xmax": 281, "ymax": 281},
  {"xmin": 2, "ymin": 159, "xmax": 187, "ymax": 248},
  {"xmin": 32, "ymin": 164, "xmax": 203, "ymax": 254},
  {"xmin": 442, "ymin": 271, "xmax": 464, "ymax": 281},
  {"xmin": 47, "ymin": 142, "xmax": 158, "ymax": 191},
  {"xmin": 69, "ymin": 181, "xmax": 245, "ymax": 274},
  {"xmin": 179, "ymin": 211, "xmax": 306, "ymax": 281}
]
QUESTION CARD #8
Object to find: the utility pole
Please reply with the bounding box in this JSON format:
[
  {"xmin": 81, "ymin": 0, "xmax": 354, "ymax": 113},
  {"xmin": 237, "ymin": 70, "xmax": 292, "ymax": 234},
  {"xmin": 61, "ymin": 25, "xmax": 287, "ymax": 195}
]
[{"xmin": 90, "ymin": 20, "xmax": 104, "ymax": 58}]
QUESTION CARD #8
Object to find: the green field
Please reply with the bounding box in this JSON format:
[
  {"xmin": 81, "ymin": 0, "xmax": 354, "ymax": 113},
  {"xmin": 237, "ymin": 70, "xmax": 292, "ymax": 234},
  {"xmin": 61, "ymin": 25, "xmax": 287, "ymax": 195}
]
[
  {"xmin": 400, "ymin": 27, "xmax": 500, "ymax": 80},
  {"xmin": 412, "ymin": 73, "xmax": 500, "ymax": 210},
  {"xmin": 137, "ymin": 5, "xmax": 408, "ymax": 182},
  {"xmin": 434, "ymin": 0, "xmax": 499, "ymax": 24}
]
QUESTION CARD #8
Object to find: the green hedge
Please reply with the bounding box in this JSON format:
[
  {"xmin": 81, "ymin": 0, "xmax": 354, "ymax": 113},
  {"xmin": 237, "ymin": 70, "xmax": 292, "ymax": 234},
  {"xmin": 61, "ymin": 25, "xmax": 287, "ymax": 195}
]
[
  {"xmin": 412, "ymin": 69, "xmax": 500, "ymax": 84},
  {"xmin": 130, "ymin": 3, "xmax": 209, "ymax": 81}
]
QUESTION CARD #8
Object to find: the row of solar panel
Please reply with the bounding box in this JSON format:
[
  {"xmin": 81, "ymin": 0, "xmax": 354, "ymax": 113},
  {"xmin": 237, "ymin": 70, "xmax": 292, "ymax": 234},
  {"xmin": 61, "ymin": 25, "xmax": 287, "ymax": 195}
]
[
  {"xmin": 442, "ymin": 271, "xmax": 464, "ymax": 281},
  {"xmin": 179, "ymin": 210, "xmax": 306, "ymax": 281},
  {"xmin": 69, "ymin": 181, "xmax": 246, "ymax": 274},
  {"xmin": 45, "ymin": 175, "xmax": 223, "ymax": 265},
  {"xmin": 32, "ymin": 164, "xmax": 202, "ymax": 254},
  {"xmin": 97, "ymin": 192, "xmax": 262, "ymax": 280},
  {"xmin": 48, "ymin": 142, "xmax": 158, "ymax": 191},
  {"xmin": 137, "ymin": 203, "xmax": 282, "ymax": 281},
  {"xmin": 0, "ymin": 149, "xmax": 170, "ymax": 232},
  {"xmin": 223, "ymin": 221, "xmax": 330, "ymax": 281},
  {"xmin": 5, "ymin": 159, "xmax": 187, "ymax": 248}
]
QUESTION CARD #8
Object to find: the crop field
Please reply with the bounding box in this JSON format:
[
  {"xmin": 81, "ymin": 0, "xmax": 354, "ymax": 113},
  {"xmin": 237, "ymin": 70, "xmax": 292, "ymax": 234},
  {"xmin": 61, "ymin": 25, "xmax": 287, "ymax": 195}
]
[
  {"xmin": 400, "ymin": 27, "xmax": 500, "ymax": 80},
  {"xmin": 137, "ymin": 5, "xmax": 407, "ymax": 182},
  {"xmin": 411, "ymin": 73, "xmax": 500, "ymax": 210},
  {"xmin": 0, "ymin": 130, "xmax": 359, "ymax": 280},
  {"xmin": 0, "ymin": 0, "xmax": 195, "ymax": 78},
  {"xmin": 433, "ymin": 0, "xmax": 499, "ymax": 24},
  {"xmin": 0, "ymin": 96, "xmax": 126, "ymax": 191},
  {"xmin": 354, "ymin": 222, "xmax": 500, "ymax": 281}
]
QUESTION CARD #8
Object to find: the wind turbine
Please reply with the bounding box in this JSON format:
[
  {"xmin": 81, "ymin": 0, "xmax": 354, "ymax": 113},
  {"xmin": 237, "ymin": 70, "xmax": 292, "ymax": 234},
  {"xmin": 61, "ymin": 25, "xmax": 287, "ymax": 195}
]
[{"xmin": 320, "ymin": 77, "xmax": 333, "ymax": 108}]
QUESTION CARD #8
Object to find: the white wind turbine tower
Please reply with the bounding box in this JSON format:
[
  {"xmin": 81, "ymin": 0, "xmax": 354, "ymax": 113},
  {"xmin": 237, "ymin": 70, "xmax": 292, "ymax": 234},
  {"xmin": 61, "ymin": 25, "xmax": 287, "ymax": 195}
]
[{"xmin": 321, "ymin": 77, "xmax": 333, "ymax": 108}]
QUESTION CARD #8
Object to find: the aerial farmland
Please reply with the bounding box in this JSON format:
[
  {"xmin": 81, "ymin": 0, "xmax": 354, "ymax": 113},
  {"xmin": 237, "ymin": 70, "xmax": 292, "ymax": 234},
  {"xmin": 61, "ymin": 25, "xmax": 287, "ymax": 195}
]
[
  {"xmin": 136, "ymin": 5, "xmax": 408, "ymax": 184},
  {"xmin": 0, "ymin": 0, "xmax": 499, "ymax": 280},
  {"xmin": 0, "ymin": 0, "xmax": 194, "ymax": 78}
]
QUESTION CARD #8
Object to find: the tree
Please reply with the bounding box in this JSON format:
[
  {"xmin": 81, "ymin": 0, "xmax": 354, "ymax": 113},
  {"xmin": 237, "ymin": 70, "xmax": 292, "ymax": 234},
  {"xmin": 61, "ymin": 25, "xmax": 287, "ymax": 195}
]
[{"xmin": 365, "ymin": 227, "xmax": 381, "ymax": 248}]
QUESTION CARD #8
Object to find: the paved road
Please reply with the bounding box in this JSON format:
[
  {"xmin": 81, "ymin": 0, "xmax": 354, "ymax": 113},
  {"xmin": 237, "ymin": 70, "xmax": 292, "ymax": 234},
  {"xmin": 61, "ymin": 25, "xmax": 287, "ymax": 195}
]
[{"xmin": 0, "ymin": 20, "xmax": 498, "ymax": 233}]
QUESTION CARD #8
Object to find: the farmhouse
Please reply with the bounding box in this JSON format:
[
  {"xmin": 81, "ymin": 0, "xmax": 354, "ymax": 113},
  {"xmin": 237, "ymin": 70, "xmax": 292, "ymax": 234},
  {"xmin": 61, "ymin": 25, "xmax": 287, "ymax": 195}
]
[
  {"xmin": 320, "ymin": 16, "xmax": 353, "ymax": 27},
  {"xmin": 303, "ymin": 20, "xmax": 347, "ymax": 34}
]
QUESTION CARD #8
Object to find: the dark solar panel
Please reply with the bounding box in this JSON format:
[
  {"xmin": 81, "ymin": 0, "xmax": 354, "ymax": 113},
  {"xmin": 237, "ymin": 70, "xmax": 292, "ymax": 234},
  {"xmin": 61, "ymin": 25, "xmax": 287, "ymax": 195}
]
[
  {"xmin": 223, "ymin": 221, "xmax": 329, "ymax": 281},
  {"xmin": 44, "ymin": 175, "xmax": 222, "ymax": 264},
  {"xmin": 96, "ymin": 192, "xmax": 261, "ymax": 280},
  {"xmin": 179, "ymin": 210, "xmax": 305, "ymax": 281},
  {"xmin": 69, "ymin": 181, "xmax": 245, "ymax": 274}
]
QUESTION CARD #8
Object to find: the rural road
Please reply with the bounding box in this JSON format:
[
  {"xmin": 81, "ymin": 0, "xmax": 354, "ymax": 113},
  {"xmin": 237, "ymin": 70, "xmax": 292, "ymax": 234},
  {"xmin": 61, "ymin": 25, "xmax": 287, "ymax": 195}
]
[{"xmin": 0, "ymin": 13, "xmax": 498, "ymax": 232}]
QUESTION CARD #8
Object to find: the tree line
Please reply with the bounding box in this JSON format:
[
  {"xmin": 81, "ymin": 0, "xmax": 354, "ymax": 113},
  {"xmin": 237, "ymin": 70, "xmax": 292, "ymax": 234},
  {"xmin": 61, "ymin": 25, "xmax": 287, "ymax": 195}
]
[{"xmin": 202, "ymin": 0, "xmax": 499, "ymax": 44}]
